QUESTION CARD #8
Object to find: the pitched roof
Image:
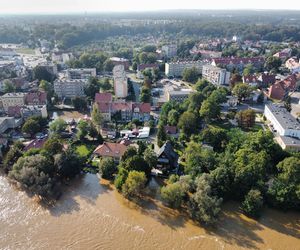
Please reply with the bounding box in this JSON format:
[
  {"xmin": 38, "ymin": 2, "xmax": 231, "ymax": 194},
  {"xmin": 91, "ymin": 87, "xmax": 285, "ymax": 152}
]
[
  {"xmin": 24, "ymin": 138, "xmax": 47, "ymax": 151},
  {"xmin": 137, "ymin": 64, "xmax": 159, "ymax": 71},
  {"xmin": 132, "ymin": 103, "xmax": 151, "ymax": 113},
  {"xmin": 93, "ymin": 142, "xmax": 127, "ymax": 158},
  {"xmin": 164, "ymin": 125, "xmax": 177, "ymax": 134},
  {"xmin": 97, "ymin": 102, "xmax": 111, "ymax": 113},
  {"xmin": 112, "ymin": 102, "xmax": 132, "ymax": 112},
  {"xmin": 95, "ymin": 92, "xmax": 113, "ymax": 103},
  {"xmin": 157, "ymin": 141, "xmax": 178, "ymax": 161},
  {"xmin": 25, "ymin": 91, "xmax": 47, "ymax": 105},
  {"xmin": 212, "ymin": 57, "xmax": 264, "ymax": 66},
  {"xmin": 7, "ymin": 106, "xmax": 21, "ymax": 117},
  {"xmin": 260, "ymin": 73, "xmax": 276, "ymax": 85},
  {"xmin": 268, "ymin": 74, "xmax": 300, "ymax": 100}
]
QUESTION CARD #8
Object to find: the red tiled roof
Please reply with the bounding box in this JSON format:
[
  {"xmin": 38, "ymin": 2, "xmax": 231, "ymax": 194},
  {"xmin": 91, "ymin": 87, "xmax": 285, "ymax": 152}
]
[
  {"xmin": 268, "ymin": 74, "xmax": 300, "ymax": 100},
  {"xmin": 7, "ymin": 106, "xmax": 21, "ymax": 117},
  {"xmin": 261, "ymin": 73, "xmax": 276, "ymax": 85},
  {"xmin": 137, "ymin": 64, "xmax": 159, "ymax": 71},
  {"xmin": 95, "ymin": 93, "xmax": 112, "ymax": 104},
  {"xmin": 213, "ymin": 57, "xmax": 264, "ymax": 65},
  {"xmin": 132, "ymin": 103, "xmax": 151, "ymax": 113},
  {"xmin": 25, "ymin": 91, "xmax": 47, "ymax": 105},
  {"xmin": 24, "ymin": 138, "xmax": 47, "ymax": 151},
  {"xmin": 164, "ymin": 125, "xmax": 177, "ymax": 134},
  {"xmin": 112, "ymin": 102, "xmax": 132, "ymax": 112},
  {"xmin": 93, "ymin": 142, "xmax": 127, "ymax": 158},
  {"xmin": 243, "ymin": 75, "xmax": 258, "ymax": 83},
  {"xmin": 97, "ymin": 102, "xmax": 111, "ymax": 113}
]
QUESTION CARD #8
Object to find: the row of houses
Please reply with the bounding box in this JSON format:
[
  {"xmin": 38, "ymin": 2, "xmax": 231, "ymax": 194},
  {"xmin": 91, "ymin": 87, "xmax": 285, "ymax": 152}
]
[{"xmin": 95, "ymin": 93, "xmax": 151, "ymax": 122}]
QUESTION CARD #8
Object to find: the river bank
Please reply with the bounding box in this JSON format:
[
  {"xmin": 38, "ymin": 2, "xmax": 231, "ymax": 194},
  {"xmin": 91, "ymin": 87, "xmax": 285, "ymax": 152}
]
[{"xmin": 0, "ymin": 173, "xmax": 299, "ymax": 249}]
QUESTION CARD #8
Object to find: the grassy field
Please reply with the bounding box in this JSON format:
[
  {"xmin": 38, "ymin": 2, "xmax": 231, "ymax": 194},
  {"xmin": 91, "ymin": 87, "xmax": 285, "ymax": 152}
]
[
  {"xmin": 15, "ymin": 48, "xmax": 36, "ymax": 55},
  {"xmin": 76, "ymin": 145, "xmax": 91, "ymax": 157}
]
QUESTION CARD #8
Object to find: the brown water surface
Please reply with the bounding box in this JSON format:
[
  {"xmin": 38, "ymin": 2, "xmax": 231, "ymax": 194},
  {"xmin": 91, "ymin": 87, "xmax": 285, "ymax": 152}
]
[{"xmin": 0, "ymin": 174, "xmax": 299, "ymax": 250}]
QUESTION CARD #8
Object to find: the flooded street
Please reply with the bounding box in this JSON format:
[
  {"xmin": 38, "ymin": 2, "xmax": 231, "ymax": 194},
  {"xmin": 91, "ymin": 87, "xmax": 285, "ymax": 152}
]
[{"xmin": 0, "ymin": 174, "xmax": 299, "ymax": 250}]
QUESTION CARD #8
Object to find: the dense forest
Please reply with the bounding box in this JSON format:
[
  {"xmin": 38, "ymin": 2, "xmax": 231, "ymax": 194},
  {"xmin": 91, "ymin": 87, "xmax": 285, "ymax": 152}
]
[{"xmin": 1, "ymin": 11, "xmax": 300, "ymax": 48}]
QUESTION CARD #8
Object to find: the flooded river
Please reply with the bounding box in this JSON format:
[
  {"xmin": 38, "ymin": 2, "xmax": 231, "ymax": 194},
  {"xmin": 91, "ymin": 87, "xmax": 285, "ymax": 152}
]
[{"xmin": 0, "ymin": 174, "xmax": 299, "ymax": 250}]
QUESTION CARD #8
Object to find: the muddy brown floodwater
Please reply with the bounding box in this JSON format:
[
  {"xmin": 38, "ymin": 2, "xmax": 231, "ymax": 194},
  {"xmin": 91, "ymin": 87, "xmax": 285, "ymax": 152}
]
[{"xmin": 0, "ymin": 174, "xmax": 299, "ymax": 250}]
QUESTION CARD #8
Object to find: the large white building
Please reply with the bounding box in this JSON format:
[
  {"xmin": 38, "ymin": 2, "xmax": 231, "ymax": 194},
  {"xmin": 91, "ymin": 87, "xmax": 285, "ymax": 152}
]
[
  {"xmin": 0, "ymin": 117, "xmax": 22, "ymax": 134},
  {"xmin": 0, "ymin": 93, "xmax": 26, "ymax": 111},
  {"xmin": 54, "ymin": 79, "xmax": 87, "ymax": 98},
  {"xmin": 264, "ymin": 103, "xmax": 300, "ymax": 139},
  {"xmin": 165, "ymin": 61, "xmax": 207, "ymax": 77},
  {"xmin": 167, "ymin": 89, "xmax": 194, "ymax": 102},
  {"xmin": 113, "ymin": 65, "xmax": 128, "ymax": 98},
  {"xmin": 21, "ymin": 105, "xmax": 48, "ymax": 119},
  {"xmin": 161, "ymin": 44, "xmax": 177, "ymax": 58},
  {"xmin": 202, "ymin": 65, "xmax": 231, "ymax": 85}
]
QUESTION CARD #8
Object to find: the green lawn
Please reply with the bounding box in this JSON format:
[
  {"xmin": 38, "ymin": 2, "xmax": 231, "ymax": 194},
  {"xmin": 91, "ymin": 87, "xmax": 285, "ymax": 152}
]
[
  {"xmin": 15, "ymin": 48, "xmax": 36, "ymax": 55},
  {"xmin": 76, "ymin": 145, "xmax": 91, "ymax": 157}
]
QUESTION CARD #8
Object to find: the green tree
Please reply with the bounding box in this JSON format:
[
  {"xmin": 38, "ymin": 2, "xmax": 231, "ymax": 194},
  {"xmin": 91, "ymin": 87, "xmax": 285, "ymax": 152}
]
[
  {"xmin": 241, "ymin": 189, "xmax": 264, "ymax": 217},
  {"xmin": 167, "ymin": 109, "xmax": 180, "ymax": 126},
  {"xmin": 140, "ymin": 86, "xmax": 151, "ymax": 103},
  {"xmin": 22, "ymin": 119, "xmax": 41, "ymax": 136},
  {"xmin": 33, "ymin": 66, "xmax": 54, "ymax": 82},
  {"xmin": 43, "ymin": 136, "xmax": 63, "ymax": 155},
  {"xmin": 3, "ymin": 79, "xmax": 16, "ymax": 93},
  {"xmin": 144, "ymin": 147, "xmax": 157, "ymax": 168},
  {"xmin": 232, "ymin": 83, "xmax": 252, "ymax": 102},
  {"xmin": 199, "ymin": 99, "xmax": 220, "ymax": 123},
  {"xmin": 201, "ymin": 126, "xmax": 228, "ymax": 151},
  {"xmin": 3, "ymin": 141, "xmax": 24, "ymax": 172},
  {"xmin": 178, "ymin": 111, "xmax": 198, "ymax": 137},
  {"xmin": 84, "ymin": 77, "xmax": 100, "ymax": 99},
  {"xmin": 76, "ymin": 120, "xmax": 90, "ymax": 140},
  {"xmin": 265, "ymin": 56, "xmax": 282, "ymax": 72},
  {"xmin": 122, "ymin": 171, "xmax": 147, "ymax": 198},
  {"xmin": 236, "ymin": 109, "xmax": 256, "ymax": 129},
  {"xmin": 72, "ymin": 97, "xmax": 87, "ymax": 111},
  {"xmin": 123, "ymin": 155, "xmax": 151, "ymax": 177},
  {"xmin": 157, "ymin": 124, "xmax": 167, "ymax": 147},
  {"xmin": 49, "ymin": 118, "xmax": 67, "ymax": 133},
  {"xmin": 91, "ymin": 103, "xmax": 103, "ymax": 131},
  {"xmin": 8, "ymin": 154, "xmax": 56, "ymax": 198},
  {"xmin": 114, "ymin": 167, "xmax": 129, "ymax": 191},
  {"xmin": 182, "ymin": 67, "xmax": 199, "ymax": 83},
  {"xmin": 121, "ymin": 146, "xmax": 138, "ymax": 162},
  {"xmin": 98, "ymin": 157, "xmax": 117, "ymax": 180},
  {"xmin": 161, "ymin": 182, "xmax": 184, "ymax": 208},
  {"xmin": 188, "ymin": 174, "xmax": 222, "ymax": 225}
]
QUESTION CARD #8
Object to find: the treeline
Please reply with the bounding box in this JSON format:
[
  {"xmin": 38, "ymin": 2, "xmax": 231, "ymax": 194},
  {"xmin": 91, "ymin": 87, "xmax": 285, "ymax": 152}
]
[{"xmin": 2, "ymin": 19, "xmax": 300, "ymax": 47}]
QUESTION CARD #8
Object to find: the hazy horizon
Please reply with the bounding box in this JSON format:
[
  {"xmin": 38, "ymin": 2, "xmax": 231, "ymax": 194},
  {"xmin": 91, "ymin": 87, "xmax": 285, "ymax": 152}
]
[{"xmin": 1, "ymin": 0, "xmax": 300, "ymax": 14}]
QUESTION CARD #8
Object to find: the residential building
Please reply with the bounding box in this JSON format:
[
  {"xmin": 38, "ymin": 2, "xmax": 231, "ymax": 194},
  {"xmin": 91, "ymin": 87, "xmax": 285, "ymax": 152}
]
[
  {"xmin": 156, "ymin": 141, "xmax": 179, "ymax": 175},
  {"xmin": 285, "ymin": 58, "xmax": 300, "ymax": 74},
  {"xmin": 0, "ymin": 117, "xmax": 22, "ymax": 134},
  {"xmin": 110, "ymin": 57, "xmax": 130, "ymax": 70},
  {"xmin": 268, "ymin": 73, "xmax": 300, "ymax": 100},
  {"xmin": 264, "ymin": 103, "xmax": 300, "ymax": 139},
  {"xmin": 93, "ymin": 142, "xmax": 127, "ymax": 162},
  {"xmin": 189, "ymin": 49, "xmax": 222, "ymax": 59},
  {"xmin": 211, "ymin": 57, "xmax": 264, "ymax": 72},
  {"xmin": 167, "ymin": 89, "xmax": 194, "ymax": 102},
  {"xmin": 275, "ymin": 136, "xmax": 300, "ymax": 152},
  {"xmin": 161, "ymin": 44, "xmax": 177, "ymax": 58},
  {"xmin": 94, "ymin": 93, "xmax": 150, "ymax": 122},
  {"xmin": 273, "ymin": 48, "xmax": 292, "ymax": 60},
  {"xmin": 165, "ymin": 61, "xmax": 207, "ymax": 77},
  {"xmin": 243, "ymin": 75, "xmax": 259, "ymax": 87},
  {"xmin": 0, "ymin": 93, "xmax": 26, "ymax": 111},
  {"xmin": 38, "ymin": 62, "xmax": 58, "ymax": 75},
  {"xmin": 202, "ymin": 65, "xmax": 231, "ymax": 85},
  {"xmin": 66, "ymin": 68, "xmax": 97, "ymax": 80},
  {"xmin": 54, "ymin": 79, "xmax": 87, "ymax": 98},
  {"xmin": 113, "ymin": 65, "xmax": 128, "ymax": 98},
  {"xmin": 24, "ymin": 138, "xmax": 47, "ymax": 151},
  {"xmin": 21, "ymin": 105, "xmax": 48, "ymax": 119},
  {"xmin": 137, "ymin": 64, "xmax": 159, "ymax": 79},
  {"xmin": 25, "ymin": 91, "xmax": 47, "ymax": 105}
]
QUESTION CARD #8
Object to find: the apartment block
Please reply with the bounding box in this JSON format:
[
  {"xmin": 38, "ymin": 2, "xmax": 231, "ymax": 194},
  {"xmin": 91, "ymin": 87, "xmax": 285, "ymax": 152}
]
[
  {"xmin": 165, "ymin": 61, "xmax": 207, "ymax": 77},
  {"xmin": 202, "ymin": 65, "xmax": 231, "ymax": 85},
  {"xmin": 54, "ymin": 79, "xmax": 87, "ymax": 98},
  {"xmin": 113, "ymin": 65, "xmax": 128, "ymax": 98}
]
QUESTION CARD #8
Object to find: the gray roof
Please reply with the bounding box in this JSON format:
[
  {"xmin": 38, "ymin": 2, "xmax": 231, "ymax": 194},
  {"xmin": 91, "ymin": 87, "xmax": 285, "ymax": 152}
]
[
  {"xmin": 279, "ymin": 136, "xmax": 300, "ymax": 145},
  {"xmin": 1, "ymin": 92, "xmax": 26, "ymax": 98},
  {"xmin": 266, "ymin": 104, "xmax": 300, "ymax": 130}
]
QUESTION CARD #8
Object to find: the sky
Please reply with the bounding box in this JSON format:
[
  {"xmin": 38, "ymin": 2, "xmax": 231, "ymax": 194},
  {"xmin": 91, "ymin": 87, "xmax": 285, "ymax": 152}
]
[{"xmin": 0, "ymin": 0, "xmax": 300, "ymax": 14}]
